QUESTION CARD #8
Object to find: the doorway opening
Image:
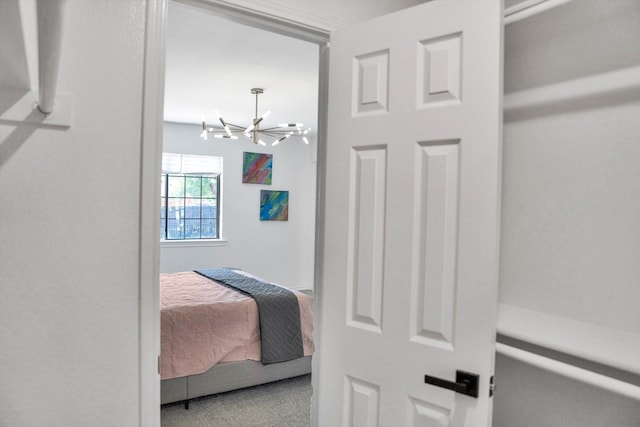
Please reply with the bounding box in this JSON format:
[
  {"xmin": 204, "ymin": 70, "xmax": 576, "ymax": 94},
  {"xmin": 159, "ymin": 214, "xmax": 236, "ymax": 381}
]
[{"xmin": 156, "ymin": 0, "xmax": 329, "ymax": 424}]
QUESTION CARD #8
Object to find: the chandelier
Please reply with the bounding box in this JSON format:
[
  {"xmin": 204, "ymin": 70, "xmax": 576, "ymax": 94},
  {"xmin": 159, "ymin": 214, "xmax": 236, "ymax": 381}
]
[{"xmin": 200, "ymin": 88, "xmax": 311, "ymax": 146}]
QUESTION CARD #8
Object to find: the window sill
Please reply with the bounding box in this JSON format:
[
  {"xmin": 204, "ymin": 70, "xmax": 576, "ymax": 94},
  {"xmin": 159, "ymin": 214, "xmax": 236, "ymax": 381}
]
[{"xmin": 160, "ymin": 239, "xmax": 228, "ymax": 248}]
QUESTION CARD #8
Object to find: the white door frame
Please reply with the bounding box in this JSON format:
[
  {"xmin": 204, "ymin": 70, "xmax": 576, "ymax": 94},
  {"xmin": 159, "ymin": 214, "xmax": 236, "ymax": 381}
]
[
  {"xmin": 138, "ymin": 1, "xmax": 330, "ymax": 425},
  {"xmin": 139, "ymin": 1, "xmax": 167, "ymax": 426}
]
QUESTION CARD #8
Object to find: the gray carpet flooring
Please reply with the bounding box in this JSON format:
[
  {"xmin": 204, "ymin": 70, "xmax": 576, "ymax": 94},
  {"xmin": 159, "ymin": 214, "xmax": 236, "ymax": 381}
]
[{"xmin": 161, "ymin": 374, "xmax": 312, "ymax": 427}]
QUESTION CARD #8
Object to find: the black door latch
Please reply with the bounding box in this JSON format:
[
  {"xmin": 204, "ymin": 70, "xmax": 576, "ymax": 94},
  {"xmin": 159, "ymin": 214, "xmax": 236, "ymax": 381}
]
[{"xmin": 424, "ymin": 370, "xmax": 479, "ymax": 398}]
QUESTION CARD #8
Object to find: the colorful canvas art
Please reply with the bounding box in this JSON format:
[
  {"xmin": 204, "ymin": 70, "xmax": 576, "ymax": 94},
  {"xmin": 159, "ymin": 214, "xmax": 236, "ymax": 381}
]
[
  {"xmin": 260, "ymin": 190, "xmax": 289, "ymax": 221},
  {"xmin": 242, "ymin": 152, "xmax": 272, "ymax": 185}
]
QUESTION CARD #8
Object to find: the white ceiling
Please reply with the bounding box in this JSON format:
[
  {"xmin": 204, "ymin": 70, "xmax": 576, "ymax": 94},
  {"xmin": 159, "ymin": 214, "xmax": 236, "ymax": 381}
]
[{"xmin": 163, "ymin": 0, "xmax": 427, "ymax": 143}]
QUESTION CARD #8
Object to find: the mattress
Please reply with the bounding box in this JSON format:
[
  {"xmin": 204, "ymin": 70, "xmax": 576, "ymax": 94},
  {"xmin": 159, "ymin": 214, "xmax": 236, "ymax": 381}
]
[{"xmin": 160, "ymin": 270, "xmax": 314, "ymax": 380}]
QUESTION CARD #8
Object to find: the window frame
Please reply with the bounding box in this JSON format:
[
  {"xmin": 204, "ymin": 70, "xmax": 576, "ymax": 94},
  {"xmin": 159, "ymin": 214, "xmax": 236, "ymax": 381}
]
[{"xmin": 160, "ymin": 152, "xmax": 223, "ymax": 242}]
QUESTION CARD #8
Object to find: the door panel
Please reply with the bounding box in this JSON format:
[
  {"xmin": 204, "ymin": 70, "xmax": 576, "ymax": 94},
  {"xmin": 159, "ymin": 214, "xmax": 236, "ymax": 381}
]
[
  {"xmin": 347, "ymin": 146, "xmax": 387, "ymax": 333},
  {"xmin": 418, "ymin": 32, "xmax": 462, "ymax": 107},
  {"xmin": 317, "ymin": 1, "xmax": 503, "ymax": 426},
  {"xmin": 353, "ymin": 50, "xmax": 389, "ymax": 116},
  {"xmin": 345, "ymin": 376, "xmax": 380, "ymax": 426},
  {"xmin": 411, "ymin": 140, "xmax": 460, "ymax": 351}
]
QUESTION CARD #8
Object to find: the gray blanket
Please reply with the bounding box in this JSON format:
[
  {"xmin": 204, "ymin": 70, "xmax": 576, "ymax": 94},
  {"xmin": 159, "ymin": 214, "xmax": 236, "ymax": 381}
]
[{"xmin": 194, "ymin": 269, "xmax": 304, "ymax": 364}]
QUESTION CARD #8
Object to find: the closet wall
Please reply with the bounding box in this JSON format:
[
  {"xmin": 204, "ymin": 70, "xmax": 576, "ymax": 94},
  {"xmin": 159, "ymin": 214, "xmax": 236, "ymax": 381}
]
[
  {"xmin": 0, "ymin": 1, "xmax": 147, "ymax": 425},
  {"xmin": 493, "ymin": 0, "xmax": 640, "ymax": 425}
]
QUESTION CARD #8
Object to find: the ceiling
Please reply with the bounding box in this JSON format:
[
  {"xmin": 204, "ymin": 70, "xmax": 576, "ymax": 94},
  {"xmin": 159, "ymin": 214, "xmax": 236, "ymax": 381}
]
[{"xmin": 163, "ymin": 0, "xmax": 427, "ymax": 145}]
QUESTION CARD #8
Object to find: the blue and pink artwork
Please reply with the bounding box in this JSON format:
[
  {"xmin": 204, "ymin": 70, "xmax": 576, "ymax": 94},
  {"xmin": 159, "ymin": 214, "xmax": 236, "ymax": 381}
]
[
  {"xmin": 242, "ymin": 152, "xmax": 272, "ymax": 185},
  {"xmin": 260, "ymin": 190, "xmax": 289, "ymax": 221}
]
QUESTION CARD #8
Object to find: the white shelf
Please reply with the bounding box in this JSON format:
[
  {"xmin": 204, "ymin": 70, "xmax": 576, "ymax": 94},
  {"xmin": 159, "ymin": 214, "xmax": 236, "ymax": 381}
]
[{"xmin": 497, "ymin": 303, "xmax": 640, "ymax": 375}]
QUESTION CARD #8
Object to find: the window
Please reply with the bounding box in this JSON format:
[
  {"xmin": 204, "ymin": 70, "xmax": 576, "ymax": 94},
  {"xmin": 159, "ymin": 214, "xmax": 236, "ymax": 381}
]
[{"xmin": 161, "ymin": 153, "xmax": 223, "ymax": 240}]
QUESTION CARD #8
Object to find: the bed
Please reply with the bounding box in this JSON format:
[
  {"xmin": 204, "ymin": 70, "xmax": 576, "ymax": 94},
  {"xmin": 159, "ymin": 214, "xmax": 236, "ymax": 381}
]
[{"xmin": 160, "ymin": 269, "xmax": 314, "ymax": 406}]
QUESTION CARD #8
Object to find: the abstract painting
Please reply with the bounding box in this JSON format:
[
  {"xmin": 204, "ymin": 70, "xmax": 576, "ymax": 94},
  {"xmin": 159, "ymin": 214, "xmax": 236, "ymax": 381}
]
[
  {"xmin": 242, "ymin": 152, "xmax": 272, "ymax": 184},
  {"xmin": 260, "ymin": 190, "xmax": 289, "ymax": 221}
]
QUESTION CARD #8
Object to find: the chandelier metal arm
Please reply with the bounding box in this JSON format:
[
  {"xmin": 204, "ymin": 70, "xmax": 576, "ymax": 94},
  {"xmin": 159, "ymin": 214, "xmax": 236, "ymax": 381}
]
[
  {"xmin": 205, "ymin": 125, "xmax": 303, "ymax": 134},
  {"xmin": 200, "ymin": 88, "xmax": 311, "ymax": 146}
]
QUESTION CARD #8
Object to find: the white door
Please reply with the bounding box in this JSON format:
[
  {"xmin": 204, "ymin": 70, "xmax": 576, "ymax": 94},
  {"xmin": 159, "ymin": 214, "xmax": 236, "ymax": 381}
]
[{"xmin": 316, "ymin": 1, "xmax": 503, "ymax": 426}]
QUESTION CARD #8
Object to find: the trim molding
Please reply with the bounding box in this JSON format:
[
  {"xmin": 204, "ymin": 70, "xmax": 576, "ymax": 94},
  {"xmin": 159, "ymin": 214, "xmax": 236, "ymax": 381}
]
[
  {"xmin": 310, "ymin": 41, "xmax": 329, "ymax": 427},
  {"xmin": 139, "ymin": 0, "xmax": 167, "ymax": 425},
  {"xmin": 140, "ymin": 1, "xmax": 329, "ymax": 425},
  {"xmin": 174, "ymin": 0, "xmax": 330, "ymax": 44}
]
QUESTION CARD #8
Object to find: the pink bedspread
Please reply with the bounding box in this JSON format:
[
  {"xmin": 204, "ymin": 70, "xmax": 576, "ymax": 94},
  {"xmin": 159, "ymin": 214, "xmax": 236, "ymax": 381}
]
[{"xmin": 160, "ymin": 271, "xmax": 314, "ymax": 380}]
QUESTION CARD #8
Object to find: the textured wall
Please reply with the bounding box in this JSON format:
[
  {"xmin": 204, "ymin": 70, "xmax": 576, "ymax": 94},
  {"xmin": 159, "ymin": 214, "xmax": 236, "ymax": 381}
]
[
  {"xmin": 499, "ymin": 0, "xmax": 640, "ymax": 333},
  {"xmin": 493, "ymin": 353, "xmax": 640, "ymax": 427},
  {"xmin": 494, "ymin": 0, "xmax": 640, "ymax": 425},
  {"xmin": 0, "ymin": 1, "xmax": 147, "ymax": 425}
]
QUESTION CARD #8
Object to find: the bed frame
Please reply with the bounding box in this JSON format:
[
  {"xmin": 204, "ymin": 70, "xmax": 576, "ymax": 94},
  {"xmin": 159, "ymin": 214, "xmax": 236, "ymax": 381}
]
[
  {"xmin": 161, "ymin": 355, "xmax": 312, "ymax": 406},
  {"xmin": 161, "ymin": 286, "xmax": 314, "ymax": 407}
]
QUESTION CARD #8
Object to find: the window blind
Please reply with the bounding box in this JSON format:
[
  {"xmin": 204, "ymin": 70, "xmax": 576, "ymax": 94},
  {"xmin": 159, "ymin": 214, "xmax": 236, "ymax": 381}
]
[{"xmin": 162, "ymin": 153, "xmax": 223, "ymax": 174}]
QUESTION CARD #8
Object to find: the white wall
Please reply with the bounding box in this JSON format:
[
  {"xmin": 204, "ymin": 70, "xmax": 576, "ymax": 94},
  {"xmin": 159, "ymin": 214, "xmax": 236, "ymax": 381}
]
[
  {"xmin": 494, "ymin": 0, "xmax": 640, "ymax": 425},
  {"xmin": 499, "ymin": 0, "xmax": 640, "ymax": 333},
  {"xmin": 0, "ymin": 1, "xmax": 147, "ymax": 426},
  {"xmin": 161, "ymin": 122, "xmax": 317, "ymax": 290},
  {"xmin": 494, "ymin": 351, "xmax": 640, "ymax": 427}
]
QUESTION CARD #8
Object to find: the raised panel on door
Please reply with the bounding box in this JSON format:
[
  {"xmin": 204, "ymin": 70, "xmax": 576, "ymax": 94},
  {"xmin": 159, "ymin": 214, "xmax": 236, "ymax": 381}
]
[
  {"xmin": 417, "ymin": 32, "xmax": 463, "ymax": 107},
  {"xmin": 344, "ymin": 376, "xmax": 381, "ymax": 427},
  {"xmin": 353, "ymin": 50, "xmax": 390, "ymax": 116},
  {"xmin": 411, "ymin": 140, "xmax": 460, "ymax": 352},
  {"xmin": 347, "ymin": 146, "xmax": 387, "ymax": 333},
  {"xmin": 408, "ymin": 396, "xmax": 452, "ymax": 427}
]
